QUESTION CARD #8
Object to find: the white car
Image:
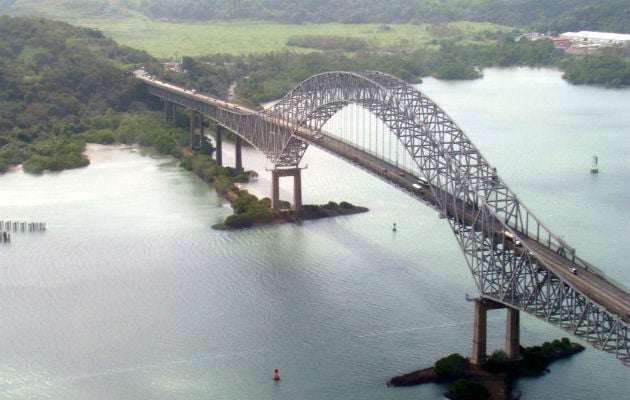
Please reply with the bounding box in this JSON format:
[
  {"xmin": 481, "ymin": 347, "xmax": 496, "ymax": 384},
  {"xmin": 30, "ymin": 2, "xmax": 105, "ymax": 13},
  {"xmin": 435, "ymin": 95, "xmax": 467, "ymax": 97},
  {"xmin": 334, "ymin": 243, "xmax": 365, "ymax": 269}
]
[
  {"xmin": 569, "ymin": 267, "xmax": 578, "ymax": 275},
  {"xmin": 503, "ymin": 230, "xmax": 522, "ymax": 247},
  {"xmin": 412, "ymin": 183, "xmax": 422, "ymax": 191},
  {"xmin": 313, "ymin": 133, "xmax": 324, "ymax": 140}
]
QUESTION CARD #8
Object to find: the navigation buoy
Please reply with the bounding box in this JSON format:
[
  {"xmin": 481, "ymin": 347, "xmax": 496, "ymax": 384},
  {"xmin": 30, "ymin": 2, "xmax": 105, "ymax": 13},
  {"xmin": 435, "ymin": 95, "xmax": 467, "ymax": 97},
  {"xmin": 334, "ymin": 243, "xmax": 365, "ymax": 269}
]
[
  {"xmin": 590, "ymin": 155, "xmax": 599, "ymax": 174},
  {"xmin": 392, "ymin": 223, "xmax": 397, "ymax": 232},
  {"xmin": 272, "ymin": 369, "xmax": 280, "ymax": 381}
]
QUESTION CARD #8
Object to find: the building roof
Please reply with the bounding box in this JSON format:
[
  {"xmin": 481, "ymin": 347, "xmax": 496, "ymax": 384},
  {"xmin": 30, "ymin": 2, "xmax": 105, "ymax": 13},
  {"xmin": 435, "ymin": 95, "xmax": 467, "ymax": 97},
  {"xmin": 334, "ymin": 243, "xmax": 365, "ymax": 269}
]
[{"xmin": 560, "ymin": 31, "xmax": 630, "ymax": 41}]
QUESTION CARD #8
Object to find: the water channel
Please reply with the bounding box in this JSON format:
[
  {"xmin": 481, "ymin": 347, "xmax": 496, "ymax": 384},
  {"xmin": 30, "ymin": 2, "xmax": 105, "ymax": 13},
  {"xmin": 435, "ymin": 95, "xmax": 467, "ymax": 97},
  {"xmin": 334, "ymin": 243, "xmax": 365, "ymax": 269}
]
[{"xmin": 0, "ymin": 68, "xmax": 629, "ymax": 399}]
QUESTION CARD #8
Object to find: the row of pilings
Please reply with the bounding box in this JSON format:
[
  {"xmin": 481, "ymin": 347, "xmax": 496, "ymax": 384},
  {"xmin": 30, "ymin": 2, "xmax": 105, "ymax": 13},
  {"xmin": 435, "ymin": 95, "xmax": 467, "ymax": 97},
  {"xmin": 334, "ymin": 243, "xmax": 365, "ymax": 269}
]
[{"xmin": 0, "ymin": 220, "xmax": 47, "ymax": 243}]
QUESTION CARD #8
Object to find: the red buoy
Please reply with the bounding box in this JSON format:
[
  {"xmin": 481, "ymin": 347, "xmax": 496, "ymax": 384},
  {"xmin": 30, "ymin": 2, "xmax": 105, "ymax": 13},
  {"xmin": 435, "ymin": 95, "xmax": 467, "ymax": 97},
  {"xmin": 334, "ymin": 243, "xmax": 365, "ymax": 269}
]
[{"xmin": 272, "ymin": 369, "xmax": 280, "ymax": 381}]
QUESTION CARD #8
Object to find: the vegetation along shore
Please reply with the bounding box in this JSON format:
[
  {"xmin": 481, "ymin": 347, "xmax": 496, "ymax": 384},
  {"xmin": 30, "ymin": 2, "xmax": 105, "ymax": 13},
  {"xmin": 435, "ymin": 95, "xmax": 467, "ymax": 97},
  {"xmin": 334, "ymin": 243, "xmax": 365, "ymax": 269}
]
[{"xmin": 388, "ymin": 338, "xmax": 585, "ymax": 400}]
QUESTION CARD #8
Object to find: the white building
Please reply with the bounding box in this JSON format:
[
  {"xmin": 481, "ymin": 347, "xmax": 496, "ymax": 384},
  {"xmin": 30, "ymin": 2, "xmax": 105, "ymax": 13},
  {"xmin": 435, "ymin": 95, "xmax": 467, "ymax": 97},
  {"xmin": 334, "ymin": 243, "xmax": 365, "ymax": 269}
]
[
  {"xmin": 560, "ymin": 31, "xmax": 630, "ymax": 47},
  {"xmin": 518, "ymin": 32, "xmax": 550, "ymax": 42}
]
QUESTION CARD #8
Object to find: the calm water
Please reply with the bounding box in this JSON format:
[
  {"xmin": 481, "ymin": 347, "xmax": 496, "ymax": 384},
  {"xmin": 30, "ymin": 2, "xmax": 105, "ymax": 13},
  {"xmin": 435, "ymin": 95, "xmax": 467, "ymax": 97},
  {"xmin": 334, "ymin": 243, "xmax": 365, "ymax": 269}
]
[{"xmin": 0, "ymin": 68, "xmax": 629, "ymax": 399}]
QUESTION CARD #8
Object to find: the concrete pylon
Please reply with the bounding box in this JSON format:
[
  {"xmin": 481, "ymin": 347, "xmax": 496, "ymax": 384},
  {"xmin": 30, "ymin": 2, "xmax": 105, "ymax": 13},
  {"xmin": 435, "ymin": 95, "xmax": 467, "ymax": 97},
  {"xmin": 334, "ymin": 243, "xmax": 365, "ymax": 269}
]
[
  {"xmin": 470, "ymin": 297, "xmax": 518, "ymax": 364},
  {"xmin": 271, "ymin": 167, "xmax": 302, "ymax": 211},
  {"xmin": 198, "ymin": 112, "xmax": 204, "ymax": 136},
  {"xmin": 506, "ymin": 307, "xmax": 520, "ymax": 359},
  {"xmin": 235, "ymin": 135, "xmax": 243, "ymax": 171},
  {"xmin": 471, "ymin": 299, "xmax": 488, "ymax": 365},
  {"xmin": 215, "ymin": 124, "xmax": 223, "ymax": 166},
  {"xmin": 189, "ymin": 112, "xmax": 195, "ymax": 149}
]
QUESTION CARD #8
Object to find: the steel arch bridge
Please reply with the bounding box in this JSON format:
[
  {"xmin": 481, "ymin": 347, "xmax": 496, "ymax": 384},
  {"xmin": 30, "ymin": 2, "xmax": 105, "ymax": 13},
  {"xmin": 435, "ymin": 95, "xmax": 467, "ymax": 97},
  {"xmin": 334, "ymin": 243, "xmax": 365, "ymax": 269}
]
[{"xmin": 139, "ymin": 70, "xmax": 630, "ymax": 366}]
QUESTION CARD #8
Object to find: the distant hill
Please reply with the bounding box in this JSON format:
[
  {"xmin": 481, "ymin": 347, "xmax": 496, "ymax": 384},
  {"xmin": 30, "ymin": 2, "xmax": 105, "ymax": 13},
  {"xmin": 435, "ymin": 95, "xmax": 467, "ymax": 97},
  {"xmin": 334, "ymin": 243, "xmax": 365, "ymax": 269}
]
[
  {"xmin": 471, "ymin": 0, "xmax": 630, "ymax": 34},
  {"xmin": 0, "ymin": 0, "xmax": 136, "ymax": 19},
  {"xmin": 2, "ymin": 0, "xmax": 629, "ymax": 33}
]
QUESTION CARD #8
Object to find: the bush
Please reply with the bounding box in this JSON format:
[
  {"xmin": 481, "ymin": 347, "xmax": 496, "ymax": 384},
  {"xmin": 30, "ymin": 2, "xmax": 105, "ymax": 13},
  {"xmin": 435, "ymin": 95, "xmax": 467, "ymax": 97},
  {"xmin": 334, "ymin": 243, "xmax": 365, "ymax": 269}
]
[
  {"xmin": 233, "ymin": 190, "xmax": 259, "ymax": 214},
  {"xmin": 447, "ymin": 379, "xmax": 489, "ymax": 400},
  {"xmin": 83, "ymin": 128, "xmax": 117, "ymax": 144},
  {"xmin": 560, "ymin": 337, "xmax": 572, "ymax": 350},
  {"xmin": 179, "ymin": 155, "xmax": 193, "ymax": 171},
  {"xmin": 214, "ymin": 176, "xmax": 237, "ymax": 193},
  {"xmin": 323, "ymin": 201, "xmax": 338, "ymax": 210},
  {"xmin": 21, "ymin": 138, "xmax": 89, "ymax": 174},
  {"xmin": 339, "ymin": 201, "xmax": 354, "ymax": 209},
  {"xmin": 484, "ymin": 350, "xmax": 517, "ymax": 374},
  {"xmin": 22, "ymin": 155, "xmax": 47, "ymax": 174},
  {"xmin": 434, "ymin": 353, "xmax": 469, "ymax": 379}
]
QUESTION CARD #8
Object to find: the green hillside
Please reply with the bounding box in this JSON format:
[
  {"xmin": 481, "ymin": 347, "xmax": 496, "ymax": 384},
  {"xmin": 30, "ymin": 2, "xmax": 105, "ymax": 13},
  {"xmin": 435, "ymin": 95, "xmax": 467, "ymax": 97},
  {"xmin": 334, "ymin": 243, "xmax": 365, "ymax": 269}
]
[
  {"xmin": 2, "ymin": 1, "xmax": 629, "ymax": 33},
  {"xmin": 0, "ymin": 16, "xmax": 153, "ymax": 172}
]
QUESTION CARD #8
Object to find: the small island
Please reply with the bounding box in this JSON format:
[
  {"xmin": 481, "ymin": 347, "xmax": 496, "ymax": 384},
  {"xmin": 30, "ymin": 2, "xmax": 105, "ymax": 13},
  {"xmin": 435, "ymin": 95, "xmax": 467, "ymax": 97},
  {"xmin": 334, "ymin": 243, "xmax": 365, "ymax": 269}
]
[
  {"xmin": 388, "ymin": 338, "xmax": 585, "ymax": 400},
  {"xmin": 213, "ymin": 200, "xmax": 368, "ymax": 230},
  {"xmin": 178, "ymin": 148, "xmax": 368, "ymax": 230}
]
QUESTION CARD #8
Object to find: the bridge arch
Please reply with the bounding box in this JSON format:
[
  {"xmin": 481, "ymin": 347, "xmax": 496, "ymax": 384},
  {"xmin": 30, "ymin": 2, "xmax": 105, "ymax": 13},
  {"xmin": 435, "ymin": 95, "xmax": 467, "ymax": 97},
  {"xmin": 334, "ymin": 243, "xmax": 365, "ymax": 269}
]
[{"xmin": 267, "ymin": 71, "xmax": 630, "ymax": 364}]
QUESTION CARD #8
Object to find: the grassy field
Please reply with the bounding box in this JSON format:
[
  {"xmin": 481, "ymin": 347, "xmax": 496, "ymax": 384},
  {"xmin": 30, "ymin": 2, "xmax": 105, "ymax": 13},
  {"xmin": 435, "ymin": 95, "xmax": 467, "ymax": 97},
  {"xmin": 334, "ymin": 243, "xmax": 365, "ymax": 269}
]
[{"xmin": 77, "ymin": 18, "xmax": 511, "ymax": 58}]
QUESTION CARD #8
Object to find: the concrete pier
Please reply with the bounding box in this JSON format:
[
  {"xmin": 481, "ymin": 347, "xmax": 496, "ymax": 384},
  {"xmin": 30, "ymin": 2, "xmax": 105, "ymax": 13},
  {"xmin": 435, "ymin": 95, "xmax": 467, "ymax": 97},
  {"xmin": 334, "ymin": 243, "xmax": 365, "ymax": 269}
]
[
  {"xmin": 471, "ymin": 299, "xmax": 488, "ymax": 365},
  {"xmin": 216, "ymin": 124, "xmax": 224, "ymax": 166},
  {"xmin": 235, "ymin": 135, "xmax": 243, "ymax": 171},
  {"xmin": 506, "ymin": 307, "xmax": 520, "ymax": 359},
  {"xmin": 189, "ymin": 112, "xmax": 196, "ymax": 149},
  {"xmin": 190, "ymin": 112, "xmax": 203, "ymax": 150},
  {"xmin": 271, "ymin": 167, "xmax": 302, "ymax": 211},
  {"xmin": 470, "ymin": 298, "xmax": 519, "ymax": 364}
]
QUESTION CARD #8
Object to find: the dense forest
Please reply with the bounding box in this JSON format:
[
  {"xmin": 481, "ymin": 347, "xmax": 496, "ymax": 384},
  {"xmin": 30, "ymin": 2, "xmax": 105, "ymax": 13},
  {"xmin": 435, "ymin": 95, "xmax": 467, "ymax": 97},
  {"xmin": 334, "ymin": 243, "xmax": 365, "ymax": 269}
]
[
  {"xmin": 2, "ymin": 0, "xmax": 629, "ymax": 33},
  {"xmin": 0, "ymin": 16, "xmax": 154, "ymax": 172},
  {"xmin": 154, "ymin": 38, "xmax": 563, "ymax": 105},
  {"xmin": 156, "ymin": 34, "xmax": 629, "ymax": 105}
]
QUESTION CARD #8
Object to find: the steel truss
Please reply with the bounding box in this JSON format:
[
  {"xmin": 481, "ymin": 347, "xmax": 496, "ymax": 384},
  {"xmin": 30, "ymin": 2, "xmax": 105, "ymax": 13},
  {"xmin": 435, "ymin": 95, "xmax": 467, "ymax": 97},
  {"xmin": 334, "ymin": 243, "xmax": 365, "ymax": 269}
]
[{"xmin": 143, "ymin": 71, "xmax": 629, "ymax": 365}]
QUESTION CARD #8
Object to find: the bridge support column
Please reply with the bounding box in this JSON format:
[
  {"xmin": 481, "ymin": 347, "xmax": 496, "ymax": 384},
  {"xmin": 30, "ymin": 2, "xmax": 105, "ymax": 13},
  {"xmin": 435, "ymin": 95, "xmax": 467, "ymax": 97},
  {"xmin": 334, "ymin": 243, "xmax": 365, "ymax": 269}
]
[
  {"xmin": 470, "ymin": 297, "xmax": 521, "ymax": 364},
  {"xmin": 190, "ymin": 112, "xmax": 203, "ymax": 151},
  {"xmin": 235, "ymin": 136, "xmax": 243, "ymax": 171},
  {"xmin": 272, "ymin": 170, "xmax": 280, "ymax": 210},
  {"xmin": 294, "ymin": 169, "xmax": 302, "ymax": 212},
  {"xmin": 506, "ymin": 308, "xmax": 520, "ymax": 359},
  {"xmin": 215, "ymin": 124, "xmax": 223, "ymax": 166},
  {"xmin": 271, "ymin": 167, "xmax": 302, "ymax": 211},
  {"xmin": 471, "ymin": 299, "xmax": 488, "ymax": 365},
  {"xmin": 189, "ymin": 112, "xmax": 195, "ymax": 149},
  {"xmin": 198, "ymin": 112, "xmax": 204, "ymax": 135}
]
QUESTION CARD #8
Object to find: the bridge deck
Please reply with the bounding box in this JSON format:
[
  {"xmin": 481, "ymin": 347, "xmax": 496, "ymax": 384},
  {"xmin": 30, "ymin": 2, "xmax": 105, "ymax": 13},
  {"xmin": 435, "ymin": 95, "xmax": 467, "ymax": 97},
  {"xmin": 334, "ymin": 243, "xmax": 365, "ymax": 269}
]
[{"xmin": 136, "ymin": 71, "xmax": 630, "ymax": 324}]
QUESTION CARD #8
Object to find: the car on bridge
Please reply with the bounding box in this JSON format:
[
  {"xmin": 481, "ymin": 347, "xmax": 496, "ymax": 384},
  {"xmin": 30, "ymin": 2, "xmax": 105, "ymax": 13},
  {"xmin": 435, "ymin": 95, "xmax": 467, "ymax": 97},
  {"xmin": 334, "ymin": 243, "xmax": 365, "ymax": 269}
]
[{"xmin": 503, "ymin": 230, "xmax": 522, "ymax": 247}]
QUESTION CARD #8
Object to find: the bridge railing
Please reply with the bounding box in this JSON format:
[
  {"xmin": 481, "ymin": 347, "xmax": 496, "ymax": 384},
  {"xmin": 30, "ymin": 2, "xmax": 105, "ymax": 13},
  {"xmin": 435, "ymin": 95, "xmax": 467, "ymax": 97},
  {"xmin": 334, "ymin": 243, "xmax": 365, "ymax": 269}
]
[{"xmin": 505, "ymin": 195, "xmax": 630, "ymax": 293}]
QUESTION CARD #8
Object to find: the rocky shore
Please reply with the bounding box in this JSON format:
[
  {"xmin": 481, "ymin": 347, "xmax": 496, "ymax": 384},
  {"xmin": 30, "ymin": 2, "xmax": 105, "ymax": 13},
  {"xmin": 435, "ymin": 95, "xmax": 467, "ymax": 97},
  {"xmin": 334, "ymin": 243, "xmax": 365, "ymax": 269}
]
[{"xmin": 388, "ymin": 339, "xmax": 585, "ymax": 400}]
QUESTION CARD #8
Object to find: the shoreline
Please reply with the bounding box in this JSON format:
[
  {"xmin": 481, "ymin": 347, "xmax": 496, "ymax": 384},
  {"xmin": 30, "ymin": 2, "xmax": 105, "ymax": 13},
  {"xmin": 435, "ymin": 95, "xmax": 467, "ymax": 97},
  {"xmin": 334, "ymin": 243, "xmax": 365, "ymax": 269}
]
[{"xmin": 82, "ymin": 143, "xmax": 371, "ymax": 230}]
